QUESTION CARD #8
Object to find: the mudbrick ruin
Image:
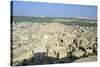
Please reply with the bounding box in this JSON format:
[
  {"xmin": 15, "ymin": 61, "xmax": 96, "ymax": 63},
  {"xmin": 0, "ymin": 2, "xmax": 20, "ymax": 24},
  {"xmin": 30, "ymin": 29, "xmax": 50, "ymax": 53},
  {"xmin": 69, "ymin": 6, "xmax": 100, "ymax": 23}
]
[{"xmin": 11, "ymin": 22, "xmax": 97, "ymax": 66}]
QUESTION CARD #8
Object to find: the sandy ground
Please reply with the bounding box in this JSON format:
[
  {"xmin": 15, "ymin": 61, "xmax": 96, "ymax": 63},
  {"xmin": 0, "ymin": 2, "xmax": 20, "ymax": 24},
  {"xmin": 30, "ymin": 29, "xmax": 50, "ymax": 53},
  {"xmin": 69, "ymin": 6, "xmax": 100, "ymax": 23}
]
[{"xmin": 73, "ymin": 56, "xmax": 97, "ymax": 63}]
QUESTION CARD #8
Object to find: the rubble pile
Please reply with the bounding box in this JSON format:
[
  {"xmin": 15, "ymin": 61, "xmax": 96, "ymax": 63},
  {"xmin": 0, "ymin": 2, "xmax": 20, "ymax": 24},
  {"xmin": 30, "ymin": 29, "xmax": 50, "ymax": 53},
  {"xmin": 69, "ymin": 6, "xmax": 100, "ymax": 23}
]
[{"xmin": 12, "ymin": 22, "xmax": 97, "ymax": 66}]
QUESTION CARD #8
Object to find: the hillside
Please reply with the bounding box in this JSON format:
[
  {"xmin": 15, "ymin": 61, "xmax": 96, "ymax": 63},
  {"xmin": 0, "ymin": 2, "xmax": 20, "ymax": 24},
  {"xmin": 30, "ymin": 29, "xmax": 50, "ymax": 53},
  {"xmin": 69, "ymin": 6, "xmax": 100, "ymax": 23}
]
[{"xmin": 11, "ymin": 21, "xmax": 97, "ymax": 66}]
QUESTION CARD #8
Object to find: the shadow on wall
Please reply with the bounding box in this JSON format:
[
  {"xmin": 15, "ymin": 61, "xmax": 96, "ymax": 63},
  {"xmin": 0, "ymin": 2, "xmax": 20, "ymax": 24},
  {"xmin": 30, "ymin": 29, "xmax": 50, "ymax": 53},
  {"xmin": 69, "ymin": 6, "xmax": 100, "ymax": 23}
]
[{"xmin": 12, "ymin": 52, "xmax": 79, "ymax": 66}]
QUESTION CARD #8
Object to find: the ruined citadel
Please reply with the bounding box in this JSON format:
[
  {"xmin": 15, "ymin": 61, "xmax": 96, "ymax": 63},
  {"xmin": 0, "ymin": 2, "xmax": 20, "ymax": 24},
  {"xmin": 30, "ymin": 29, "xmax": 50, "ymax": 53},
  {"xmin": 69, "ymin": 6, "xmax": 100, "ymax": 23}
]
[{"xmin": 12, "ymin": 22, "xmax": 97, "ymax": 66}]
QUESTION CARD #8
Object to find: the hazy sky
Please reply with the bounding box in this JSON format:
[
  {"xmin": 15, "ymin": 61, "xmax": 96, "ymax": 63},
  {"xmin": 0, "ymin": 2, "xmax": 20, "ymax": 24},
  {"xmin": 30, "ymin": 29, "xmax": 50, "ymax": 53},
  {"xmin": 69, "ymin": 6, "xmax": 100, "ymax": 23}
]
[{"xmin": 12, "ymin": 1, "xmax": 97, "ymax": 19}]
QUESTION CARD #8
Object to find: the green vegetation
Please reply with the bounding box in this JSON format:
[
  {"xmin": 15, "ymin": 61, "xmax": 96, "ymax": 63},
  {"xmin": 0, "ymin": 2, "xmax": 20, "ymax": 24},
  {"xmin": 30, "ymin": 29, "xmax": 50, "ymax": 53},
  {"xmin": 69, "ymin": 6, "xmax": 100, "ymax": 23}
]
[
  {"xmin": 12, "ymin": 16, "xmax": 97, "ymax": 26},
  {"xmin": 12, "ymin": 16, "xmax": 54, "ymax": 22},
  {"xmin": 59, "ymin": 21, "xmax": 97, "ymax": 26}
]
